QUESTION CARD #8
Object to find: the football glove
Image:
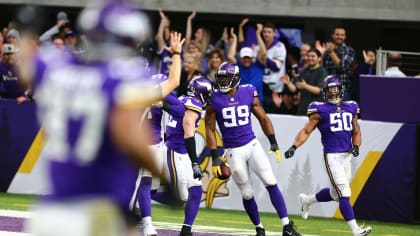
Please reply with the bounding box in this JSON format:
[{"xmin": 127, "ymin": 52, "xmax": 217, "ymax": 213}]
[
  {"xmin": 268, "ymin": 143, "xmax": 282, "ymax": 163},
  {"xmin": 285, "ymin": 145, "xmax": 297, "ymax": 159},
  {"xmin": 349, "ymin": 145, "xmax": 359, "ymax": 157},
  {"xmin": 212, "ymin": 156, "xmax": 229, "ymax": 178},
  {"xmin": 191, "ymin": 162, "xmax": 202, "ymax": 180}
]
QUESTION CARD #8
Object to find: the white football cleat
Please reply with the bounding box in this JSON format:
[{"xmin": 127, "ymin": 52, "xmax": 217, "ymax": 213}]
[
  {"xmin": 143, "ymin": 222, "xmax": 158, "ymax": 236},
  {"xmin": 353, "ymin": 226, "xmax": 372, "ymax": 236},
  {"xmin": 298, "ymin": 193, "xmax": 310, "ymax": 219}
]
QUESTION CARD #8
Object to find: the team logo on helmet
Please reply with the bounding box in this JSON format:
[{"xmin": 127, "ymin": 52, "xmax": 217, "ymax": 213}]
[{"xmin": 187, "ymin": 76, "xmax": 213, "ymax": 106}]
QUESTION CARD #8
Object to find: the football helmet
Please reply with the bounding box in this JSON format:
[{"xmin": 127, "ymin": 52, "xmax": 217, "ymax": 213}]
[
  {"xmin": 77, "ymin": 0, "xmax": 150, "ymax": 50},
  {"xmin": 187, "ymin": 76, "xmax": 213, "ymax": 106},
  {"xmin": 215, "ymin": 62, "xmax": 240, "ymax": 93},
  {"xmin": 323, "ymin": 75, "xmax": 343, "ymax": 104}
]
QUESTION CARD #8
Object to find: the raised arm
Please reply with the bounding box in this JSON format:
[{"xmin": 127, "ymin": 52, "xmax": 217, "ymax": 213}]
[
  {"xmin": 184, "ymin": 10, "xmax": 196, "ymax": 52},
  {"xmin": 255, "ymin": 23, "xmax": 267, "ymax": 64},
  {"xmin": 160, "ymin": 32, "xmax": 184, "ymax": 98},
  {"xmin": 226, "ymin": 28, "xmax": 238, "ymax": 64},
  {"xmin": 238, "ymin": 18, "xmax": 248, "ymax": 44},
  {"xmin": 155, "ymin": 8, "xmax": 170, "ymax": 52}
]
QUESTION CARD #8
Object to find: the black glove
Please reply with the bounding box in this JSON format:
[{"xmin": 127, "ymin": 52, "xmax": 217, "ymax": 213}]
[
  {"xmin": 192, "ymin": 162, "xmax": 202, "ymax": 180},
  {"xmin": 285, "ymin": 145, "xmax": 297, "ymax": 159},
  {"xmin": 349, "ymin": 145, "xmax": 359, "ymax": 157}
]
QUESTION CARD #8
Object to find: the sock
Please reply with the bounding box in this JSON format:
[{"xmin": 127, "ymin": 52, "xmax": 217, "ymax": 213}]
[
  {"xmin": 243, "ymin": 197, "xmax": 261, "ymax": 226},
  {"xmin": 138, "ymin": 177, "xmax": 152, "ymax": 218},
  {"xmin": 142, "ymin": 216, "xmax": 152, "ymax": 224},
  {"xmin": 316, "ymin": 188, "xmax": 334, "ymax": 202},
  {"xmin": 183, "ymin": 186, "xmax": 202, "ymax": 226},
  {"xmin": 339, "ymin": 197, "xmax": 355, "ymax": 221},
  {"xmin": 347, "ymin": 219, "xmax": 360, "ymax": 233},
  {"xmin": 266, "ymin": 185, "xmax": 289, "ymax": 224}
]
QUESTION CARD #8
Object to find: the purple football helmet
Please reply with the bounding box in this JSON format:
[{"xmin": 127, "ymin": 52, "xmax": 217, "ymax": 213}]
[
  {"xmin": 215, "ymin": 62, "xmax": 240, "ymax": 93},
  {"xmin": 323, "ymin": 75, "xmax": 343, "ymax": 104},
  {"xmin": 187, "ymin": 76, "xmax": 213, "ymax": 106},
  {"xmin": 77, "ymin": 0, "xmax": 150, "ymax": 47}
]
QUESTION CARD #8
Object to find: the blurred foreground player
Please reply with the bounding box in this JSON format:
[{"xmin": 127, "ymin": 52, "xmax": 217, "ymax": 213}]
[
  {"xmin": 284, "ymin": 75, "xmax": 371, "ymax": 236},
  {"xmin": 18, "ymin": 1, "xmax": 184, "ymax": 236}
]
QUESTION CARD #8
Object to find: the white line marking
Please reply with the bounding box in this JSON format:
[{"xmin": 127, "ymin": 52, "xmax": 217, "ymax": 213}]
[{"xmin": 1, "ymin": 209, "xmax": 319, "ymax": 236}]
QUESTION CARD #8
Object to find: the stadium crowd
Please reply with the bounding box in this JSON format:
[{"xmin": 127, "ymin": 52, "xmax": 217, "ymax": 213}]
[{"xmin": 0, "ymin": 6, "xmax": 410, "ymax": 113}]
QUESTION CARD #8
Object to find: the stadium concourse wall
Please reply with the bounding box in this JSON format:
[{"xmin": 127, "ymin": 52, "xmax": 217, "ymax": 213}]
[{"xmin": 0, "ymin": 96, "xmax": 418, "ymax": 224}]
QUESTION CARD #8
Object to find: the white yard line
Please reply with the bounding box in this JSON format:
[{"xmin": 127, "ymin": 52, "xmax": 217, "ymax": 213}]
[
  {"xmin": 0, "ymin": 209, "xmax": 319, "ymax": 236},
  {"xmin": 0, "ymin": 231, "xmax": 30, "ymax": 236}
]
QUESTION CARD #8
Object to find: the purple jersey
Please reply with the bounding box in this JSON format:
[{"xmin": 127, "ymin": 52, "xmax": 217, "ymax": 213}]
[
  {"xmin": 148, "ymin": 105, "xmax": 163, "ymax": 144},
  {"xmin": 158, "ymin": 48, "xmax": 172, "ymax": 75},
  {"xmin": 165, "ymin": 95, "xmax": 202, "ymax": 154},
  {"xmin": 148, "ymin": 93, "xmax": 184, "ymax": 144},
  {"xmin": 0, "ymin": 62, "xmax": 23, "ymax": 98},
  {"xmin": 208, "ymin": 85, "xmax": 257, "ymax": 148},
  {"xmin": 307, "ymin": 100, "xmax": 360, "ymax": 153},
  {"xmin": 33, "ymin": 47, "xmax": 154, "ymax": 208}
]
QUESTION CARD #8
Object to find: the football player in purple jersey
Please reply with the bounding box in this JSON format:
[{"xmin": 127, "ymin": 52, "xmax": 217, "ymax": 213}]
[
  {"xmin": 17, "ymin": 1, "xmax": 184, "ymax": 235},
  {"xmin": 131, "ymin": 74, "xmax": 186, "ymax": 236},
  {"xmin": 160, "ymin": 76, "xmax": 213, "ymax": 236},
  {"xmin": 205, "ymin": 62, "xmax": 301, "ymax": 236},
  {"xmin": 284, "ymin": 75, "xmax": 371, "ymax": 236}
]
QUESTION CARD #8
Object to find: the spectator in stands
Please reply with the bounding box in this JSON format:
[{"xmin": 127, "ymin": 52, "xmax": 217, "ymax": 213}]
[
  {"xmin": 298, "ymin": 43, "xmax": 311, "ymax": 73},
  {"xmin": 6, "ymin": 29, "xmax": 20, "ymax": 50},
  {"xmin": 155, "ymin": 8, "xmax": 173, "ymax": 75},
  {"xmin": 185, "ymin": 11, "xmax": 213, "ymax": 57},
  {"xmin": 254, "ymin": 22, "xmax": 287, "ymax": 111},
  {"xmin": 206, "ymin": 48, "xmax": 225, "ymax": 83},
  {"xmin": 264, "ymin": 86, "xmax": 298, "ymax": 115},
  {"xmin": 384, "ymin": 52, "xmax": 406, "ymax": 77},
  {"xmin": 64, "ymin": 30, "xmax": 84, "ymax": 55},
  {"xmin": 317, "ymin": 25, "xmax": 355, "ymax": 101},
  {"xmin": 353, "ymin": 49, "xmax": 376, "ymax": 101},
  {"xmin": 213, "ymin": 27, "xmax": 230, "ymax": 54},
  {"xmin": 227, "ymin": 26, "xmax": 266, "ymax": 103},
  {"xmin": 0, "ymin": 44, "xmax": 29, "ymax": 103},
  {"xmin": 177, "ymin": 54, "xmax": 202, "ymax": 96},
  {"xmin": 185, "ymin": 10, "xmax": 213, "ymax": 73},
  {"xmin": 39, "ymin": 11, "xmax": 70, "ymax": 43},
  {"xmin": 51, "ymin": 33, "xmax": 65, "ymax": 50},
  {"xmin": 283, "ymin": 48, "xmax": 327, "ymax": 116}
]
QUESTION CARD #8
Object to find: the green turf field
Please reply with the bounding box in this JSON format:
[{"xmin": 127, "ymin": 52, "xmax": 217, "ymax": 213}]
[{"xmin": 1, "ymin": 192, "xmax": 419, "ymax": 235}]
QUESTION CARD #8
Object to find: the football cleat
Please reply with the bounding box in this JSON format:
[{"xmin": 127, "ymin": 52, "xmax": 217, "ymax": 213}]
[
  {"xmin": 255, "ymin": 226, "xmax": 265, "ymax": 236},
  {"xmin": 353, "ymin": 226, "xmax": 372, "ymax": 236},
  {"xmin": 143, "ymin": 222, "xmax": 158, "ymax": 236},
  {"xmin": 282, "ymin": 221, "xmax": 302, "ymax": 236},
  {"xmin": 298, "ymin": 193, "xmax": 310, "ymax": 219},
  {"xmin": 179, "ymin": 225, "xmax": 192, "ymax": 236}
]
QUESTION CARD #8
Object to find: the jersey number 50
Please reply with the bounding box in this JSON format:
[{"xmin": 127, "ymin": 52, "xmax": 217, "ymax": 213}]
[{"xmin": 330, "ymin": 112, "xmax": 353, "ymax": 132}]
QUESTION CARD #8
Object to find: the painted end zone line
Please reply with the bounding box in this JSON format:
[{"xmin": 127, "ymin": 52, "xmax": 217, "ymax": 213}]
[
  {"xmin": 0, "ymin": 232, "xmax": 30, "ymax": 236},
  {"xmin": 1, "ymin": 209, "xmax": 319, "ymax": 236}
]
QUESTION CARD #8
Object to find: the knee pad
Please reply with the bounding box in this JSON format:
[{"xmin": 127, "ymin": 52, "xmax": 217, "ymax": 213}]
[
  {"xmin": 330, "ymin": 184, "xmax": 351, "ymax": 200},
  {"xmin": 238, "ymin": 183, "xmax": 254, "ymax": 200}
]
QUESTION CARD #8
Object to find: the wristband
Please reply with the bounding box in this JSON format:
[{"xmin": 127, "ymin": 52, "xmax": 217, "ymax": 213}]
[
  {"xmin": 267, "ymin": 134, "xmax": 277, "ymax": 145},
  {"xmin": 172, "ymin": 51, "xmax": 181, "ymax": 55},
  {"xmin": 210, "ymin": 149, "xmax": 219, "ymax": 161}
]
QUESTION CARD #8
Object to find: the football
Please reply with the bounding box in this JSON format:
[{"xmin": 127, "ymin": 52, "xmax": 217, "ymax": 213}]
[{"xmin": 218, "ymin": 163, "xmax": 231, "ymax": 180}]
